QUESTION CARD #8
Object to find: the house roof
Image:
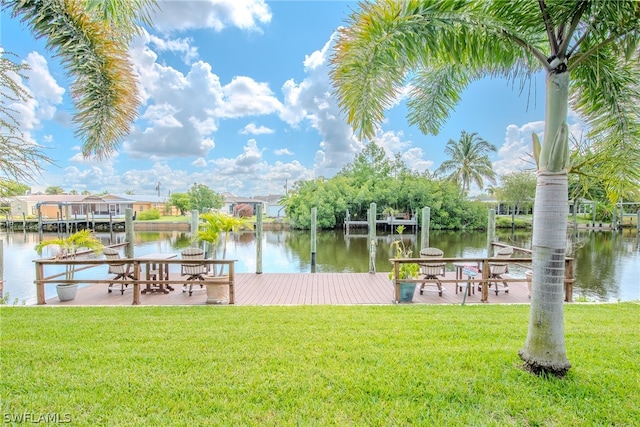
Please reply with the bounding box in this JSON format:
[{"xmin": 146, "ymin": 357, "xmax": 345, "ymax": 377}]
[
  {"xmin": 12, "ymin": 194, "xmax": 105, "ymax": 203},
  {"xmin": 108, "ymin": 194, "xmax": 168, "ymax": 203}
]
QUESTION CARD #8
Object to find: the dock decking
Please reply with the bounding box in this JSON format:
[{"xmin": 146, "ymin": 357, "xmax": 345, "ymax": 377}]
[{"xmin": 44, "ymin": 271, "xmax": 532, "ymax": 306}]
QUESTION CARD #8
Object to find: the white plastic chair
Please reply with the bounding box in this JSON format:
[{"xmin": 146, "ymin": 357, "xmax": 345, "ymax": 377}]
[
  {"xmin": 181, "ymin": 247, "xmax": 206, "ymax": 296},
  {"xmin": 418, "ymin": 247, "xmax": 445, "ymax": 296},
  {"xmin": 488, "ymin": 246, "xmax": 513, "ymax": 295}
]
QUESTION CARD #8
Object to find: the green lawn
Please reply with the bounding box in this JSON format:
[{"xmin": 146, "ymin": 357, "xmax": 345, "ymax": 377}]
[{"xmin": 1, "ymin": 304, "xmax": 638, "ymax": 426}]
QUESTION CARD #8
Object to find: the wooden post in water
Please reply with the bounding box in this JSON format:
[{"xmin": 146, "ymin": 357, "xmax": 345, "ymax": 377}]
[
  {"xmin": 37, "ymin": 204, "xmax": 43, "ymax": 239},
  {"xmin": 125, "ymin": 208, "xmax": 135, "ymax": 258},
  {"xmin": 421, "ymin": 207, "xmax": 430, "ymax": 249},
  {"xmin": 344, "ymin": 209, "xmax": 350, "ymax": 234},
  {"xmin": 190, "ymin": 210, "xmax": 199, "ymax": 235},
  {"xmin": 487, "ymin": 209, "xmax": 496, "ymax": 256},
  {"xmin": 368, "ymin": 203, "xmax": 376, "ymax": 273},
  {"xmin": 256, "ymin": 204, "xmax": 263, "ymax": 274},
  {"xmin": 310, "ymin": 207, "xmax": 317, "ymax": 272}
]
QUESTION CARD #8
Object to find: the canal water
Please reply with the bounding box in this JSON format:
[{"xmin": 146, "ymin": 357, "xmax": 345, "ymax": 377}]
[{"xmin": 1, "ymin": 228, "xmax": 638, "ymax": 304}]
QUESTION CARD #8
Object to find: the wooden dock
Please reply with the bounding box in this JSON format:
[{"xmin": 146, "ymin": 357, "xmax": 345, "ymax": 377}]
[
  {"xmin": 44, "ymin": 272, "xmax": 533, "ymax": 306},
  {"xmin": 344, "ymin": 216, "xmax": 418, "ymax": 230}
]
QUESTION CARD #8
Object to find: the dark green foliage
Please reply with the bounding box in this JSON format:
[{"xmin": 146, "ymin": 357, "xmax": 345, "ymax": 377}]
[
  {"xmin": 0, "ymin": 180, "xmax": 29, "ymax": 197},
  {"xmin": 285, "ymin": 143, "xmax": 488, "ymax": 229},
  {"xmin": 188, "ymin": 183, "xmax": 224, "ymax": 213},
  {"xmin": 136, "ymin": 208, "xmax": 161, "ymax": 221}
]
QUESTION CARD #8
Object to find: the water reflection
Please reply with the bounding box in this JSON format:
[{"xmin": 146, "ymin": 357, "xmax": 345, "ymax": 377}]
[{"xmin": 2, "ymin": 227, "xmax": 638, "ymax": 304}]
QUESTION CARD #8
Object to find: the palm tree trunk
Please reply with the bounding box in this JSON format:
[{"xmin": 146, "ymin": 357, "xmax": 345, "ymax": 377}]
[{"xmin": 519, "ymin": 71, "xmax": 571, "ymax": 376}]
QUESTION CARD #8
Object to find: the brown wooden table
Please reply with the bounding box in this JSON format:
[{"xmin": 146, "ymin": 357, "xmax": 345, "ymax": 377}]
[{"xmin": 139, "ymin": 253, "xmax": 177, "ymax": 294}]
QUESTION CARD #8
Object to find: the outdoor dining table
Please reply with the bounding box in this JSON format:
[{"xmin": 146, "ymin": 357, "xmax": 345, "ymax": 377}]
[
  {"xmin": 452, "ymin": 262, "xmax": 479, "ymax": 296},
  {"xmin": 138, "ymin": 253, "xmax": 177, "ymax": 294},
  {"xmin": 458, "ymin": 265, "xmax": 479, "ymax": 305}
]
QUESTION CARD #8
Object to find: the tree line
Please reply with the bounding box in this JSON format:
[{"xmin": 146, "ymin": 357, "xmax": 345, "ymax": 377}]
[{"xmin": 282, "ymin": 142, "xmax": 489, "ymax": 230}]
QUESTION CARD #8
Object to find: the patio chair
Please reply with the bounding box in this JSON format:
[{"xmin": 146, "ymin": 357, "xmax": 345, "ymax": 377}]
[
  {"xmin": 418, "ymin": 247, "xmax": 445, "ymax": 297},
  {"xmin": 103, "ymin": 247, "xmax": 134, "ymax": 294},
  {"xmin": 488, "ymin": 246, "xmax": 513, "ymax": 295},
  {"xmin": 181, "ymin": 247, "xmax": 206, "ymax": 296}
]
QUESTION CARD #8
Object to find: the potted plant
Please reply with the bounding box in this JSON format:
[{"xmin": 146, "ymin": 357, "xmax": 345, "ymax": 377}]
[
  {"xmin": 34, "ymin": 229, "xmax": 104, "ymax": 301},
  {"xmin": 195, "ymin": 212, "xmax": 251, "ymax": 304},
  {"xmin": 388, "ymin": 225, "xmax": 420, "ymax": 302}
]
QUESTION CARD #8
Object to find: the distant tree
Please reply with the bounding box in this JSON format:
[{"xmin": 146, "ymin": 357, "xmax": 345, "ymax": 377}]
[
  {"xmin": 169, "ymin": 193, "xmax": 190, "ymax": 215},
  {"xmin": 339, "ymin": 141, "xmax": 393, "ymax": 186},
  {"xmin": 188, "ymin": 184, "xmax": 223, "ymax": 213},
  {"xmin": 125, "ymin": 189, "xmax": 135, "ymax": 195},
  {"xmin": 45, "ymin": 186, "xmax": 64, "ymax": 195},
  {"xmin": 69, "ymin": 189, "xmax": 78, "ymax": 195},
  {"xmin": 81, "ymin": 190, "xmax": 91, "ymax": 195},
  {"xmin": 436, "ymin": 131, "xmax": 497, "ymax": 193},
  {"xmin": 0, "ymin": 180, "xmax": 29, "ymax": 197},
  {"xmin": 496, "ymin": 171, "xmax": 537, "ymax": 215}
]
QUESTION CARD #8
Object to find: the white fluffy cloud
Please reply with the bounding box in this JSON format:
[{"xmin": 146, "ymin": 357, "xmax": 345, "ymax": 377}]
[
  {"xmin": 493, "ymin": 121, "xmax": 544, "ymax": 178},
  {"xmin": 241, "ymin": 123, "xmax": 275, "ymax": 135},
  {"xmin": 148, "ymin": 34, "xmax": 199, "ymax": 64},
  {"xmin": 198, "ymin": 139, "xmax": 313, "ymax": 195},
  {"xmin": 150, "ymin": 0, "xmax": 272, "ymax": 33},
  {"xmin": 4, "ymin": 52, "xmax": 64, "ymax": 146},
  {"xmin": 217, "ymin": 77, "xmax": 283, "ymax": 118},
  {"xmin": 492, "ymin": 117, "xmax": 587, "ymax": 184}
]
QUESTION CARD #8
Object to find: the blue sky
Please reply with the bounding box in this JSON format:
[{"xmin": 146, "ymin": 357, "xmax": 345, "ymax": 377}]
[{"xmin": 2, "ymin": 0, "xmax": 581, "ymax": 198}]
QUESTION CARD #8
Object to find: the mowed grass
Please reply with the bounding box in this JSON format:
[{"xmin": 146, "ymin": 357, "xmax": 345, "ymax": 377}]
[{"xmin": 1, "ymin": 303, "xmax": 639, "ymax": 426}]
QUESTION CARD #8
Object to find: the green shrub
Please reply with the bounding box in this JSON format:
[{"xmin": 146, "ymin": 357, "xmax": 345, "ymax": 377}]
[
  {"xmin": 496, "ymin": 215, "xmax": 531, "ymax": 228},
  {"xmin": 136, "ymin": 209, "xmax": 161, "ymax": 221}
]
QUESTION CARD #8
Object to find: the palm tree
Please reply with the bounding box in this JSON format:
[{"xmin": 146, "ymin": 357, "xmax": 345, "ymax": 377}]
[
  {"xmin": 436, "ymin": 131, "xmax": 497, "ymax": 193},
  {"xmin": 35, "ymin": 229, "xmax": 103, "ymax": 282},
  {"xmin": 331, "ymin": 0, "xmax": 640, "ymax": 376},
  {"xmin": 197, "ymin": 212, "xmax": 252, "ymax": 275},
  {"xmin": 4, "ymin": 0, "xmax": 157, "ymax": 159}
]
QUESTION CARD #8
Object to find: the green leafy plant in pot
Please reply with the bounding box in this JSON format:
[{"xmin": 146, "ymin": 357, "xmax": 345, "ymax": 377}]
[
  {"xmin": 35, "ymin": 229, "xmax": 104, "ymax": 301},
  {"xmin": 388, "ymin": 225, "xmax": 419, "ymax": 302},
  {"xmin": 195, "ymin": 212, "xmax": 252, "ymax": 303}
]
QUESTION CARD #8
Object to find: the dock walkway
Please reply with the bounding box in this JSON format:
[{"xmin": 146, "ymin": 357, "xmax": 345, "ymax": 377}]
[{"xmin": 44, "ymin": 272, "xmax": 532, "ymax": 306}]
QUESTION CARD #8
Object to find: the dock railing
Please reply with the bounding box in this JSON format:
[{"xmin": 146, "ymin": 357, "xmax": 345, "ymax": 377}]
[
  {"xmin": 390, "ymin": 242, "xmax": 574, "ymax": 303},
  {"xmin": 33, "ymin": 255, "xmax": 236, "ymax": 305}
]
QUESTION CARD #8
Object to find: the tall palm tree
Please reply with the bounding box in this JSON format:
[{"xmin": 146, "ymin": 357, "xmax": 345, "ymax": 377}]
[
  {"xmin": 4, "ymin": 0, "xmax": 157, "ymax": 159},
  {"xmin": 436, "ymin": 131, "xmax": 497, "ymax": 193},
  {"xmin": 331, "ymin": 0, "xmax": 640, "ymax": 376}
]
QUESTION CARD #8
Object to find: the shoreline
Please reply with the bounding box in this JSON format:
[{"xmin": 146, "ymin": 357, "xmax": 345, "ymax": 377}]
[{"xmin": 133, "ymin": 220, "xmax": 291, "ymax": 231}]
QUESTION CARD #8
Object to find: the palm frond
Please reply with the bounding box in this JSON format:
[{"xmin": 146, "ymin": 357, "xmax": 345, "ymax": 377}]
[
  {"xmin": 330, "ymin": 0, "xmax": 545, "ymax": 139},
  {"xmin": 7, "ymin": 0, "xmax": 142, "ymax": 159},
  {"xmin": 0, "ymin": 52, "xmax": 54, "ymax": 182}
]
